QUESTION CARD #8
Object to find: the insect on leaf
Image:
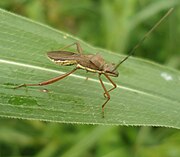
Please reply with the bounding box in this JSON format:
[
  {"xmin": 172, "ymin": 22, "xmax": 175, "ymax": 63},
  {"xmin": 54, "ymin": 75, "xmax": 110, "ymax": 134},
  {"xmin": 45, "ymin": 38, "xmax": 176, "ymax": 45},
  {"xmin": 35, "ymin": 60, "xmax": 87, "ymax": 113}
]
[{"xmin": 0, "ymin": 9, "xmax": 180, "ymax": 128}]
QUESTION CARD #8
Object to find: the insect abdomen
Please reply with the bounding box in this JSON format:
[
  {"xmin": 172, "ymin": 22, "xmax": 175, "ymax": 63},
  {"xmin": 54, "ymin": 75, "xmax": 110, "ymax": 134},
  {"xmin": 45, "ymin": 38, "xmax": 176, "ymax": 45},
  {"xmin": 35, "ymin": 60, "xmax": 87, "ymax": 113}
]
[
  {"xmin": 53, "ymin": 60, "xmax": 77, "ymax": 66},
  {"xmin": 47, "ymin": 51, "xmax": 78, "ymax": 66}
]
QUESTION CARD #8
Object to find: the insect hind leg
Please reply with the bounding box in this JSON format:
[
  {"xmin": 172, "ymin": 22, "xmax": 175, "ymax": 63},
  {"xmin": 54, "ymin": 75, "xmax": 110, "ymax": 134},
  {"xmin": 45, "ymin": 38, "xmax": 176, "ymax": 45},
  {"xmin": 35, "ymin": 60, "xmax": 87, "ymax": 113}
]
[
  {"xmin": 59, "ymin": 42, "xmax": 83, "ymax": 54},
  {"xmin": 14, "ymin": 68, "xmax": 78, "ymax": 89}
]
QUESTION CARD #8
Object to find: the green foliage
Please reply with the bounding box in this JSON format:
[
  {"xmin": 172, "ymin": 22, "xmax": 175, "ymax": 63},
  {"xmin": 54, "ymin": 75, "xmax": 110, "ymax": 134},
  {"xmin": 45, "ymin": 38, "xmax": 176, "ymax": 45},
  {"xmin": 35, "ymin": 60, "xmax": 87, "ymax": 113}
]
[
  {"xmin": 0, "ymin": 0, "xmax": 180, "ymax": 156},
  {"xmin": 0, "ymin": 8, "xmax": 180, "ymax": 128}
]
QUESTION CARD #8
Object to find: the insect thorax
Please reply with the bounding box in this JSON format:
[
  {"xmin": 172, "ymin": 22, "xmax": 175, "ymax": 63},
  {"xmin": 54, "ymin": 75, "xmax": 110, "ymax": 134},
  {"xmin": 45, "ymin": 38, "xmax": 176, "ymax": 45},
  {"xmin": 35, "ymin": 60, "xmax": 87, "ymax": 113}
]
[{"xmin": 76, "ymin": 64, "xmax": 103, "ymax": 73}]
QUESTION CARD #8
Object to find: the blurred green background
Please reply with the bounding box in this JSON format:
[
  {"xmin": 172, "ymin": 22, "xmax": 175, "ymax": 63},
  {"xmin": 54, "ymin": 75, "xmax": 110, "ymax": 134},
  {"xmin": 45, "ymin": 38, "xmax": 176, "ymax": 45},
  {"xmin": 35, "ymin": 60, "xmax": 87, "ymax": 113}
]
[{"xmin": 0, "ymin": 0, "xmax": 180, "ymax": 157}]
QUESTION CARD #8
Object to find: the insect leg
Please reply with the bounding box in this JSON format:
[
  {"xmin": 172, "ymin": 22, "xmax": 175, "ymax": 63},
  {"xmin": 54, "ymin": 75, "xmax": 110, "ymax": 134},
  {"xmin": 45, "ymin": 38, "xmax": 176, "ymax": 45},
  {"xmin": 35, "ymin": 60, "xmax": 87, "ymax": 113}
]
[
  {"xmin": 59, "ymin": 42, "xmax": 83, "ymax": 54},
  {"xmin": 103, "ymin": 73, "xmax": 117, "ymax": 97},
  {"xmin": 14, "ymin": 68, "xmax": 77, "ymax": 89},
  {"xmin": 75, "ymin": 42, "xmax": 83, "ymax": 54},
  {"xmin": 98, "ymin": 74, "xmax": 110, "ymax": 117}
]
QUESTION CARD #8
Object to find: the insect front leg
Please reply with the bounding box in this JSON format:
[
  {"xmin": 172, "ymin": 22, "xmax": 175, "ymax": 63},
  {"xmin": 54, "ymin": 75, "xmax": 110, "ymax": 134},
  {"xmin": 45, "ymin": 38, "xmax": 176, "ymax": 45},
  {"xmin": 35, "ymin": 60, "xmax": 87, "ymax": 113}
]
[
  {"xmin": 59, "ymin": 42, "xmax": 83, "ymax": 54},
  {"xmin": 98, "ymin": 74, "xmax": 110, "ymax": 117},
  {"xmin": 103, "ymin": 74, "xmax": 117, "ymax": 98},
  {"xmin": 14, "ymin": 68, "xmax": 77, "ymax": 89}
]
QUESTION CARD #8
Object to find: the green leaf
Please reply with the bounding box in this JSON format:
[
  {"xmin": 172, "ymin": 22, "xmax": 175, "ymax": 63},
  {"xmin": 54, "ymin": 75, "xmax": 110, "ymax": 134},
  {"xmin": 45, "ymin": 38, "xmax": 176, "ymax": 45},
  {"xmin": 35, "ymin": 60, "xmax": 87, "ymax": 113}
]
[{"xmin": 0, "ymin": 9, "xmax": 180, "ymax": 129}]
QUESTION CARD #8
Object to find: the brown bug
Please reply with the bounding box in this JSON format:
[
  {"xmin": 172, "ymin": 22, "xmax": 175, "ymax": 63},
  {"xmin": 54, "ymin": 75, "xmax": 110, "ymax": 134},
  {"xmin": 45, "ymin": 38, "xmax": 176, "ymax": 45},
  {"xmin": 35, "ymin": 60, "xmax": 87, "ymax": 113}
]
[{"xmin": 15, "ymin": 8, "xmax": 173, "ymax": 117}]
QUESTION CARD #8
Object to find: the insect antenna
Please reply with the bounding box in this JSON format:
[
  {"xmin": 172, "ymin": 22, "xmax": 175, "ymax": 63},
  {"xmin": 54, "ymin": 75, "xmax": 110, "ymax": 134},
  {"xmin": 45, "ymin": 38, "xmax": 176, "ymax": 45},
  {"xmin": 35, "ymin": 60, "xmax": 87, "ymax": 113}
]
[{"xmin": 113, "ymin": 8, "xmax": 174, "ymax": 71}]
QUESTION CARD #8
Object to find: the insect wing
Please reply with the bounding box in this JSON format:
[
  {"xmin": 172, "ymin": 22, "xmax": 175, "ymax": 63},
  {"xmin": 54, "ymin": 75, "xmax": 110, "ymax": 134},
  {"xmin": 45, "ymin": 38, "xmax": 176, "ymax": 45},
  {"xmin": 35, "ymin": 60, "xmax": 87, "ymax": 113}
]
[{"xmin": 47, "ymin": 51, "xmax": 79, "ymax": 66}]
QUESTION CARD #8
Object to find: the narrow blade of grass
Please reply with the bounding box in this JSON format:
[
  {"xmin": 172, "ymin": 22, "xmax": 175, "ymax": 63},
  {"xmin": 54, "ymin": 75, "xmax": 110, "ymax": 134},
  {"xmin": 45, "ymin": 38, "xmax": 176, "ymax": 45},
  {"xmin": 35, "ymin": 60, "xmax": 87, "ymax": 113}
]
[{"xmin": 0, "ymin": 9, "xmax": 180, "ymax": 128}]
